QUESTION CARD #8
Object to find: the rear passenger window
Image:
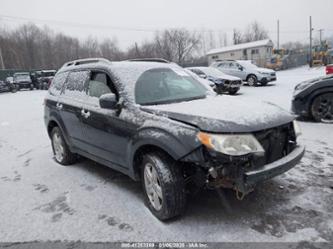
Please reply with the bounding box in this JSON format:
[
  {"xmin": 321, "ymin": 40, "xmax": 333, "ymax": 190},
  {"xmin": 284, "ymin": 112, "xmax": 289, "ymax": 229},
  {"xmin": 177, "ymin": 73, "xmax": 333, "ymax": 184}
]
[
  {"xmin": 49, "ymin": 72, "xmax": 68, "ymax": 96},
  {"xmin": 63, "ymin": 71, "xmax": 89, "ymax": 100}
]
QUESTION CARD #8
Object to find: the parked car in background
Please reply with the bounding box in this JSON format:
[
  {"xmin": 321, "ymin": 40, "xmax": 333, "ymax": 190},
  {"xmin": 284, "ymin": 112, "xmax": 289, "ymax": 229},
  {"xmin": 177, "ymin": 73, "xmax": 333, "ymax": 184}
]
[
  {"xmin": 45, "ymin": 58, "xmax": 304, "ymax": 220},
  {"xmin": 36, "ymin": 70, "xmax": 56, "ymax": 90},
  {"xmin": 292, "ymin": 75, "xmax": 333, "ymax": 122},
  {"xmin": 187, "ymin": 66, "xmax": 242, "ymax": 95},
  {"xmin": 0, "ymin": 79, "xmax": 17, "ymax": 93},
  {"xmin": 326, "ymin": 64, "xmax": 333, "ymax": 75},
  {"xmin": 13, "ymin": 72, "xmax": 34, "ymax": 90},
  {"xmin": 211, "ymin": 60, "xmax": 277, "ymax": 86},
  {"xmin": 5, "ymin": 76, "xmax": 14, "ymax": 84}
]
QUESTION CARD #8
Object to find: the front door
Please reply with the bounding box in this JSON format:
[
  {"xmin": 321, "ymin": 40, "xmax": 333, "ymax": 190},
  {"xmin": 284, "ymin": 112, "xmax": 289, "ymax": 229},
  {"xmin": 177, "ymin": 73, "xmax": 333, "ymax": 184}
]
[{"xmin": 80, "ymin": 70, "xmax": 131, "ymax": 168}]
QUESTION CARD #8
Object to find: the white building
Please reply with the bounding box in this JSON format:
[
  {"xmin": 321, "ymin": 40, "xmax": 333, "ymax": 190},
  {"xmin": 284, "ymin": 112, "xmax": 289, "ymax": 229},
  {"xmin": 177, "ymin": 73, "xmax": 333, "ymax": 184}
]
[{"xmin": 206, "ymin": 39, "xmax": 274, "ymax": 67}]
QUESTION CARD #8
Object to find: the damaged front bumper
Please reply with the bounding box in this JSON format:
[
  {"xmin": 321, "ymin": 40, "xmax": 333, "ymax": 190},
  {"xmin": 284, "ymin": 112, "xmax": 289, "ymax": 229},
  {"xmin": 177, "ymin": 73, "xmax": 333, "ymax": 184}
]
[
  {"xmin": 204, "ymin": 144, "xmax": 305, "ymax": 198},
  {"xmin": 235, "ymin": 144, "xmax": 305, "ymax": 194}
]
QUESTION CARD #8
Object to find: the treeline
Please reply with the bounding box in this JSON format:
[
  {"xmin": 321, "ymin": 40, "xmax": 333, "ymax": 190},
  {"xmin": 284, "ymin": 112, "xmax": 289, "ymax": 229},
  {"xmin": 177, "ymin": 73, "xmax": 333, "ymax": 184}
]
[
  {"xmin": 0, "ymin": 21, "xmax": 273, "ymax": 70},
  {"xmin": 0, "ymin": 23, "xmax": 204, "ymax": 70}
]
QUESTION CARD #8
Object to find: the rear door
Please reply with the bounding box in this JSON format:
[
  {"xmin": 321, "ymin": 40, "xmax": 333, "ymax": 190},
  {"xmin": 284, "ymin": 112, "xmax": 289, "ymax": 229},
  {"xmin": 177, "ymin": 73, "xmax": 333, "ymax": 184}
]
[
  {"xmin": 80, "ymin": 70, "xmax": 131, "ymax": 167},
  {"xmin": 227, "ymin": 62, "xmax": 246, "ymax": 80},
  {"xmin": 58, "ymin": 70, "xmax": 89, "ymax": 149}
]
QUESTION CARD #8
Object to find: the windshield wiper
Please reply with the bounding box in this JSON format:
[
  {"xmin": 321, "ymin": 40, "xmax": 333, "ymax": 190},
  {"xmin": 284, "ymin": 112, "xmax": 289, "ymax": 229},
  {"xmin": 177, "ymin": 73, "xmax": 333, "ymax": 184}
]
[{"xmin": 141, "ymin": 95, "xmax": 206, "ymax": 106}]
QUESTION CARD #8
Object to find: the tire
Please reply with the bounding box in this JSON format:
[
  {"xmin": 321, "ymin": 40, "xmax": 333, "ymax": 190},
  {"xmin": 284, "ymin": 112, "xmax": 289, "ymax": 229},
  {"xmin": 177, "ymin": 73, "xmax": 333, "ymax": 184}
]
[
  {"xmin": 30, "ymin": 84, "xmax": 34, "ymax": 90},
  {"xmin": 51, "ymin": 127, "xmax": 77, "ymax": 165},
  {"xmin": 310, "ymin": 93, "xmax": 333, "ymax": 123},
  {"xmin": 11, "ymin": 85, "xmax": 17, "ymax": 93},
  {"xmin": 141, "ymin": 152, "xmax": 186, "ymax": 220},
  {"xmin": 247, "ymin": 75, "xmax": 258, "ymax": 86},
  {"xmin": 228, "ymin": 88, "xmax": 239, "ymax": 95},
  {"xmin": 260, "ymin": 81, "xmax": 268, "ymax": 86}
]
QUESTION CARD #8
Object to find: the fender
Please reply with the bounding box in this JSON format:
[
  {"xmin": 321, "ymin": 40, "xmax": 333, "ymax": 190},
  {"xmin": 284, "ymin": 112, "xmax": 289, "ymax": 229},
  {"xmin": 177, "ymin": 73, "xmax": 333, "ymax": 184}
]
[{"xmin": 127, "ymin": 127, "xmax": 201, "ymax": 179}]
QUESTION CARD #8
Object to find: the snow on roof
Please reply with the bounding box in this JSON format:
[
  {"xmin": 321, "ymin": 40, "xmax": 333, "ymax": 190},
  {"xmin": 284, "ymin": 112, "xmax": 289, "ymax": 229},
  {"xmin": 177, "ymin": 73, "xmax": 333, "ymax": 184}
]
[{"xmin": 206, "ymin": 39, "xmax": 273, "ymax": 55}]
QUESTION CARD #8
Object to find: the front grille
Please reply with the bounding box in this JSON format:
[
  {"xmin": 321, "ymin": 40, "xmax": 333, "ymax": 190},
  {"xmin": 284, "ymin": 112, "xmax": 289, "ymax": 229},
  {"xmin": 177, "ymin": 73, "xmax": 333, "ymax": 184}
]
[
  {"xmin": 271, "ymin": 73, "xmax": 276, "ymax": 76},
  {"xmin": 252, "ymin": 122, "xmax": 296, "ymax": 168}
]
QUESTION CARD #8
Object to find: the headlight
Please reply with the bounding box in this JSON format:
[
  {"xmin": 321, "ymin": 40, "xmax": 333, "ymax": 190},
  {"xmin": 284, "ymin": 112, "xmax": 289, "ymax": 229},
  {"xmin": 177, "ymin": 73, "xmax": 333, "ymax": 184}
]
[
  {"xmin": 293, "ymin": 120, "xmax": 302, "ymax": 137},
  {"xmin": 258, "ymin": 71, "xmax": 270, "ymax": 75},
  {"xmin": 197, "ymin": 132, "xmax": 265, "ymax": 156}
]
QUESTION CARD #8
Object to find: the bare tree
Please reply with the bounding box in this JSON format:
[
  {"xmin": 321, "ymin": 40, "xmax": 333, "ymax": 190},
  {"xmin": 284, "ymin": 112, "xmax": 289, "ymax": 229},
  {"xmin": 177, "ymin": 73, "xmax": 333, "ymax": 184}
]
[
  {"xmin": 233, "ymin": 29, "xmax": 243, "ymax": 45},
  {"xmin": 243, "ymin": 21, "xmax": 269, "ymax": 42},
  {"xmin": 154, "ymin": 29, "xmax": 201, "ymax": 65}
]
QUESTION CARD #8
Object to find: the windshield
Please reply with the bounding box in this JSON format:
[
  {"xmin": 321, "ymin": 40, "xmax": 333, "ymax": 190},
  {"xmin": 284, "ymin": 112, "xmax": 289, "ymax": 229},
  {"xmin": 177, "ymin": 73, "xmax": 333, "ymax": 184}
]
[
  {"xmin": 135, "ymin": 67, "xmax": 208, "ymax": 105},
  {"xmin": 43, "ymin": 71, "xmax": 56, "ymax": 77},
  {"xmin": 14, "ymin": 75, "xmax": 31, "ymax": 81}
]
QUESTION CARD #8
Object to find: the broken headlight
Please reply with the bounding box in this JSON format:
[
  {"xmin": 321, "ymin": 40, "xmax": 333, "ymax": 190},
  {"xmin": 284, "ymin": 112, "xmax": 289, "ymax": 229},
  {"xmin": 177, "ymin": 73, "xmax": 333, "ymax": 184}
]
[
  {"xmin": 293, "ymin": 120, "xmax": 302, "ymax": 137},
  {"xmin": 197, "ymin": 132, "xmax": 265, "ymax": 156}
]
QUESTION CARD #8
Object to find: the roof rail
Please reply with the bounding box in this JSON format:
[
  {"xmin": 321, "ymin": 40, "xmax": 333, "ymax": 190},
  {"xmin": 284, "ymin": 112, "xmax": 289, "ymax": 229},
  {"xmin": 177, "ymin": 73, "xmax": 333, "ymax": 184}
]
[
  {"xmin": 62, "ymin": 58, "xmax": 111, "ymax": 68},
  {"xmin": 127, "ymin": 58, "xmax": 170, "ymax": 63}
]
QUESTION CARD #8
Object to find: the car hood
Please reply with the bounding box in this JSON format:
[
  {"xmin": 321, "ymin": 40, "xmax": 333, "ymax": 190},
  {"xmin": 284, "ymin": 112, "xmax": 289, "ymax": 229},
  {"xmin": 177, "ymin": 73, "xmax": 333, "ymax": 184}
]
[
  {"xmin": 143, "ymin": 96, "xmax": 294, "ymax": 133},
  {"xmin": 218, "ymin": 74, "xmax": 242, "ymax": 81},
  {"xmin": 257, "ymin": 68, "xmax": 275, "ymax": 73}
]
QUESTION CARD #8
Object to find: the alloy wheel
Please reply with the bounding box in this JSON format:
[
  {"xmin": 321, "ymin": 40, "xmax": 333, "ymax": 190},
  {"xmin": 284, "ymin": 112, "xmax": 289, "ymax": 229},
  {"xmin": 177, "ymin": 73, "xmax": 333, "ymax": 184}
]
[
  {"xmin": 144, "ymin": 162, "xmax": 163, "ymax": 211},
  {"xmin": 312, "ymin": 93, "xmax": 333, "ymax": 123},
  {"xmin": 52, "ymin": 132, "xmax": 64, "ymax": 162}
]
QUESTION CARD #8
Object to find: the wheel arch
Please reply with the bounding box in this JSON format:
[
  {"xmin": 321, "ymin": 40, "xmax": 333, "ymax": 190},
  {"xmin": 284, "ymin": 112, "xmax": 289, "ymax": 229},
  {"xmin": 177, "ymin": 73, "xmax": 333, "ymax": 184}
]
[
  {"xmin": 46, "ymin": 118, "xmax": 72, "ymax": 149},
  {"xmin": 128, "ymin": 127, "xmax": 199, "ymax": 180},
  {"xmin": 246, "ymin": 73, "xmax": 257, "ymax": 81}
]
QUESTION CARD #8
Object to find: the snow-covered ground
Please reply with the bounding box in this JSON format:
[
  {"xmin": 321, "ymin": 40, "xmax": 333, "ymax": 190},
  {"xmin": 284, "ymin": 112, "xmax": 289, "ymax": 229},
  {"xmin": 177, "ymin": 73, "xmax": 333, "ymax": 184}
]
[{"xmin": 0, "ymin": 66, "xmax": 332, "ymax": 243}]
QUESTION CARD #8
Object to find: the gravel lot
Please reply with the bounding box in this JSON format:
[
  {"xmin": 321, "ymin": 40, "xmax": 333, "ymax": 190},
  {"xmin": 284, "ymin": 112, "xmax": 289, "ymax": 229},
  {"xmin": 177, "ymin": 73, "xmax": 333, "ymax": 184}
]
[{"xmin": 0, "ymin": 66, "xmax": 332, "ymax": 243}]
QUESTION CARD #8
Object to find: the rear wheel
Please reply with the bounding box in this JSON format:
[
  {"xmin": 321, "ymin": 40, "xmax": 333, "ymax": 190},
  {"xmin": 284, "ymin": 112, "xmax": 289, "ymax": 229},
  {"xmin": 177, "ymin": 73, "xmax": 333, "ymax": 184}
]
[
  {"xmin": 141, "ymin": 152, "xmax": 186, "ymax": 220},
  {"xmin": 247, "ymin": 75, "xmax": 258, "ymax": 86},
  {"xmin": 51, "ymin": 127, "xmax": 77, "ymax": 165},
  {"xmin": 311, "ymin": 93, "xmax": 333, "ymax": 123}
]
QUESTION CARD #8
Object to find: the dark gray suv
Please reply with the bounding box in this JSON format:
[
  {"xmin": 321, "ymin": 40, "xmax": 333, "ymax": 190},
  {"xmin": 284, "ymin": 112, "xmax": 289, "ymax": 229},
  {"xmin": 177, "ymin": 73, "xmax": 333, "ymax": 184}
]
[{"xmin": 44, "ymin": 58, "xmax": 304, "ymax": 220}]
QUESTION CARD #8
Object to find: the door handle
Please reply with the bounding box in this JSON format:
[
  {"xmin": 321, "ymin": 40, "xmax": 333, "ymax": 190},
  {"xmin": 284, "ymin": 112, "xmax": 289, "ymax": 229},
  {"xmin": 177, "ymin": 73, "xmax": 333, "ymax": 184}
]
[
  {"xmin": 56, "ymin": 103, "xmax": 63, "ymax": 110},
  {"xmin": 81, "ymin": 109, "xmax": 90, "ymax": 119}
]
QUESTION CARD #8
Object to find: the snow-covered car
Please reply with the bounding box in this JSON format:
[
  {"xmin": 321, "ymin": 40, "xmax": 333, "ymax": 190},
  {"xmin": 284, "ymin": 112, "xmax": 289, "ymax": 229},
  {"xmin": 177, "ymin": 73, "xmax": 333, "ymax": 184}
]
[
  {"xmin": 44, "ymin": 58, "xmax": 304, "ymax": 220},
  {"xmin": 211, "ymin": 60, "xmax": 277, "ymax": 86},
  {"xmin": 36, "ymin": 70, "xmax": 56, "ymax": 90},
  {"xmin": 292, "ymin": 75, "xmax": 333, "ymax": 122},
  {"xmin": 0, "ymin": 79, "xmax": 17, "ymax": 93},
  {"xmin": 187, "ymin": 66, "xmax": 242, "ymax": 95},
  {"xmin": 13, "ymin": 72, "xmax": 34, "ymax": 90},
  {"xmin": 5, "ymin": 76, "xmax": 14, "ymax": 84}
]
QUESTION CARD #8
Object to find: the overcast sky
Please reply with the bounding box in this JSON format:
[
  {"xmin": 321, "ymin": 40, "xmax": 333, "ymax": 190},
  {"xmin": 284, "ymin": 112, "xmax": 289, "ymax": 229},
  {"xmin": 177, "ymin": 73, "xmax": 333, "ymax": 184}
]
[{"xmin": 1, "ymin": 0, "xmax": 332, "ymax": 50}]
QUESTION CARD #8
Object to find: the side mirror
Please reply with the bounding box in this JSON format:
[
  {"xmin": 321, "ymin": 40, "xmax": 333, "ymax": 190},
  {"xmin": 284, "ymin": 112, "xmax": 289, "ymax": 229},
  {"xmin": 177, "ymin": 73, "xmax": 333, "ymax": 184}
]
[
  {"xmin": 99, "ymin": 93, "xmax": 118, "ymax": 109},
  {"xmin": 198, "ymin": 74, "xmax": 207, "ymax": 79},
  {"xmin": 238, "ymin": 66, "xmax": 243, "ymax": 71}
]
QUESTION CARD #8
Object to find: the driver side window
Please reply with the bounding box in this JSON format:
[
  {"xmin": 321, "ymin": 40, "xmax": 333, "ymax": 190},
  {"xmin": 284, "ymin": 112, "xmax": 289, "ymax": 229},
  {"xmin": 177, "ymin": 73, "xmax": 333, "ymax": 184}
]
[{"xmin": 87, "ymin": 71, "xmax": 118, "ymax": 106}]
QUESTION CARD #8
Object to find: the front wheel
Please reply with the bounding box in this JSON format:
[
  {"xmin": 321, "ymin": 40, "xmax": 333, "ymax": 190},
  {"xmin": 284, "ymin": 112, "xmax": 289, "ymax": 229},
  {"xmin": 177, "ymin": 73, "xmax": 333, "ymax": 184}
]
[
  {"xmin": 311, "ymin": 93, "xmax": 333, "ymax": 123},
  {"xmin": 247, "ymin": 75, "xmax": 258, "ymax": 86},
  {"xmin": 30, "ymin": 84, "xmax": 34, "ymax": 90},
  {"xmin": 141, "ymin": 152, "xmax": 186, "ymax": 220},
  {"xmin": 228, "ymin": 88, "xmax": 239, "ymax": 95},
  {"xmin": 51, "ymin": 127, "xmax": 77, "ymax": 165}
]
